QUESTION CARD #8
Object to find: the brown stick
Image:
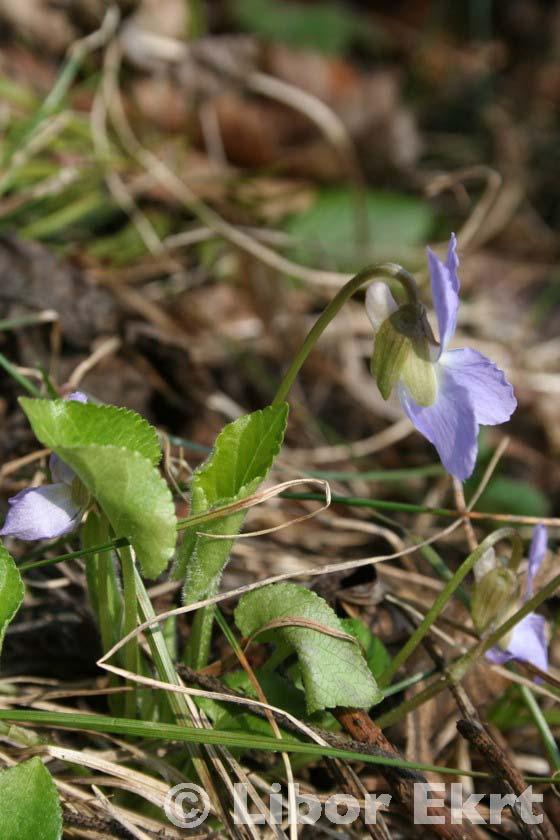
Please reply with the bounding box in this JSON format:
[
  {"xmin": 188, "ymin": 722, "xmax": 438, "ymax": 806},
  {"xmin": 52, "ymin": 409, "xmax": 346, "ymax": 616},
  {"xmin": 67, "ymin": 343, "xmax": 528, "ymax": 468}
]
[
  {"xmin": 335, "ymin": 708, "xmax": 479, "ymax": 840},
  {"xmin": 457, "ymin": 719, "xmax": 558, "ymax": 840}
]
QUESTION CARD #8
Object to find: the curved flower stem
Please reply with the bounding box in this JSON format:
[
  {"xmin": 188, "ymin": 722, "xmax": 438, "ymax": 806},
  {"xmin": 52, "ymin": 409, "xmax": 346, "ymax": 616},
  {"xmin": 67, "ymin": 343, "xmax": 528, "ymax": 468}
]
[
  {"xmin": 272, "ymin": 263, "xmax": 421, "ymax": 406},
  {"xmin": 378, "ymin": 527, "xmax": 523, "ymax": 689}
]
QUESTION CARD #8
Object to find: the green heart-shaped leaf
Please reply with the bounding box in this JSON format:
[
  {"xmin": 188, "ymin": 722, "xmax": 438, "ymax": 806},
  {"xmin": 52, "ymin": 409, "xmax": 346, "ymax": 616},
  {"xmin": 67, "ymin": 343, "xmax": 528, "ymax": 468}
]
[
  {"xmin": 20, "ymin": 399, "xmax": 176, "ymax": 578},
  {"xmin": 235, "ymin": 583, "xmax": 382, "ymax": 713},
  {"xmin": 20, "ymin": 399, "xmax": 161, "ymax": 465}
]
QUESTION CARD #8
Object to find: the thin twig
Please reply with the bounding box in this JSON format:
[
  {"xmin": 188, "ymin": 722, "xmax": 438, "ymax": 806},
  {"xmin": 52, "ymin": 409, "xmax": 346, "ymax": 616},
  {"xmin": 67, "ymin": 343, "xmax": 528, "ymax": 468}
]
[
  {"xmin": 457, "ymin": 719, "xmax": 558, "ymax": 840},
  {"xmin": 335, "ymin": 708, "xmax": 479, "ymax": 840}
]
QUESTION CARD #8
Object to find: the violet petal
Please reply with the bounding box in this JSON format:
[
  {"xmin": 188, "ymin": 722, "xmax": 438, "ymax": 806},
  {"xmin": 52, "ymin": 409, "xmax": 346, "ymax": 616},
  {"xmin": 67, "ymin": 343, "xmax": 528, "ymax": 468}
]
[
  {"xmin": 526, "ymin": 524, "xmax": 548, "ymax": 600},
  {"xmin": 398, "ymin": 369, "xmax": 478, "ymax": 481},
  {"xmin": 427, "ymin": 233, "xmax": 460, "ymax": 355},
  {"xmin": 485, "ymin": 613, "xmax": 548, "ymax": 672},
  {"xmin": 440, "ymin": 347, "xmax": 516, "ymax": 426},
  {"xmin": 49, "ymin": 453, "xmax": 75, "ymax": 486},
  {"xmin": 0, "ymin": 483, "xmax": 82, "ymax": 541}
]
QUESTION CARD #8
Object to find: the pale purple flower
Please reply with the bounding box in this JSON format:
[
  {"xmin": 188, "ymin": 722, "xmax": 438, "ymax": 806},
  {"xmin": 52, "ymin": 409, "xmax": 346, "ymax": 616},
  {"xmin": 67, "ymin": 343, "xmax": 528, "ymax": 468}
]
[
  {"xmin": 0, "ymin": 392, "xmax": 89, "ymax": 541},
  {"xmin": 366, "ymin": 234, "xmax": 517, "ymax": 480},
  {"xmin": 485, "ymin": 524, "xmax": 549, "ymax": 672}
]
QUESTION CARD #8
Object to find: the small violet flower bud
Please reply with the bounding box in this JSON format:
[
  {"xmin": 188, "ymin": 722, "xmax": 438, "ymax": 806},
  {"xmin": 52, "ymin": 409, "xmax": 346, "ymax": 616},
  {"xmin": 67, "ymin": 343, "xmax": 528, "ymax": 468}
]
[
  {"xmin": 471, "ymin": 566, "xmax": 519, "ymax": 635},
  {"xmin": 371, "ymin": 303, "xmax": 438, "ymax": 407},
  {"xmin": 482, "ymin": 525, "xmax": 550, "ymax": 673}
]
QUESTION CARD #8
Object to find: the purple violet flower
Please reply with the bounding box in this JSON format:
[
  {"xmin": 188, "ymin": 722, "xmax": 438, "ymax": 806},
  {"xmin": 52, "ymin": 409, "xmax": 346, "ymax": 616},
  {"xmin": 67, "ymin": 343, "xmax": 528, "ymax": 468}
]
[
  {"xmin": 0, "ymin": 392, "xmax": 90, "ymax": 541},
  {"xmin": 485, "ymin": 524, "xmax": 549, "ymax": 672},
  {"xmin": 366, "ymin": 234, "xmax": 517, "ymax": 480}
]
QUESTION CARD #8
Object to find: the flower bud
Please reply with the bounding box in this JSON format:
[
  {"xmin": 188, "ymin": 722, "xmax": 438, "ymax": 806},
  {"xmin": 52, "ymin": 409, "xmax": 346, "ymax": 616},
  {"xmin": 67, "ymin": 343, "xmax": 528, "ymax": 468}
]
[
  {"xmin": 471, "ymin": 567, "xmax": 519, "ymax": 634},
  {"xmin": 371, "ymin": 304, "xmax": 438, "ymax": 405}
]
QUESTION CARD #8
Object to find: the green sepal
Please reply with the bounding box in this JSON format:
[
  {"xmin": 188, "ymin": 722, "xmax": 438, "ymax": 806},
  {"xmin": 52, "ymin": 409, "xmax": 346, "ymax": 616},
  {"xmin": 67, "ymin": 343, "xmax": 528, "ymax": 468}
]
[
  {"xmin": 371, "ymin": 304, "xmax": 437, "ymax": 405},
  {"xmin": 400, "ymin": 338, "xmax": 438, "ymax": 406},
  {"xmin": 371, "ymin": 313, "xmax": 411, "ymax": 400}
]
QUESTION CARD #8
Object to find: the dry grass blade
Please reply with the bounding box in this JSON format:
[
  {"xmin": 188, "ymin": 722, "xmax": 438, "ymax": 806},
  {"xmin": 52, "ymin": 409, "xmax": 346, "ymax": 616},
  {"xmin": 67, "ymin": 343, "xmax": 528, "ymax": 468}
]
[
  {"xmin": 245, "ymin": 617, "xmax": 360, "ymax": 647},
  {"xmin": 91, "ymin": 785, "xmax": 152, "ymax": 840},
  {"xmin": 66, "ymin": 338, "xmax": 122, "ymax": 390},
  {"xmin": 32, "ymin": 746, "xmax": 172, "ymax": 809},
  {"xmin": 426, "ymin": 166, "xmax": 503, "ymax": 251},
  {"xmin": 285, "ymin": 417, "xmax": 413, "ymax": 464},
  {"xmin": 98, "ymin": 514, "xmax": 468, "ymax": 681},
  {"xmin": 195, "ymin": 478, "xmax": 331, "ymax": 539},
  {"xmin": 104, "ymin": 38, "xmax": 351, "ymax": 289}
]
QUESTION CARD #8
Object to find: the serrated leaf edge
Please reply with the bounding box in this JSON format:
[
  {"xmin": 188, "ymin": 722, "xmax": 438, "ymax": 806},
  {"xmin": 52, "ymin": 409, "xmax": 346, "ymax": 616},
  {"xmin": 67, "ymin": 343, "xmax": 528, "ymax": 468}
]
[
  {"xmin": 235, "ymin": 583, "xmax": 382, "ymax": 713},
  {"xmin": 192, "ymin": 403, "xmax": 288, "ymax": 502},
  {"xmin": 19, "ymin": 398, "xmax": 162, "ymax": 465}
]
